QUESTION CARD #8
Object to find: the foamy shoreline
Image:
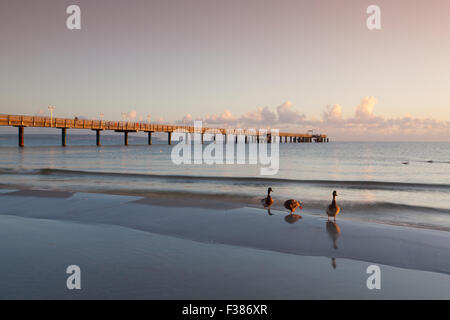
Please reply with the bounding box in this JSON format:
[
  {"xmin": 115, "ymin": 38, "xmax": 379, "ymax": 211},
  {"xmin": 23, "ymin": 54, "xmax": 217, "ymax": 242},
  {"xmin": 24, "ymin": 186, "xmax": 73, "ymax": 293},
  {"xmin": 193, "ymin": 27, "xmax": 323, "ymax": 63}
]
[{"xmin": 0, "ymin": 188, "xmax": 449, "ymax": 299}]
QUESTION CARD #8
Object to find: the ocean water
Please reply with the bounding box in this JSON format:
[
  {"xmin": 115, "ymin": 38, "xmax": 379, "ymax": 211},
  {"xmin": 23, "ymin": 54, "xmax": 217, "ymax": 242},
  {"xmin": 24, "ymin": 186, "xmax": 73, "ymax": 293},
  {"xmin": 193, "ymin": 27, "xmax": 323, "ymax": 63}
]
[{"xmin": 0, "ymin": 134, "xmax": 449, "ymax": 231}]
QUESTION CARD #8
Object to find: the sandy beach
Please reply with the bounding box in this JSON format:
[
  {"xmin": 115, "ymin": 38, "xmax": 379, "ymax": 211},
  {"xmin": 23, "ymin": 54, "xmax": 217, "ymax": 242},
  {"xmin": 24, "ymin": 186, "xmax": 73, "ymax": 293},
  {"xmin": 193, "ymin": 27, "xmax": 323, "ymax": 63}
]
[
  {"xmin": 2, "ymin": 0, "xmax": 450, "ymax": 305},
  {"xmin": 0, "ymin": 188, "xmax": 449, "ymax": 299}
]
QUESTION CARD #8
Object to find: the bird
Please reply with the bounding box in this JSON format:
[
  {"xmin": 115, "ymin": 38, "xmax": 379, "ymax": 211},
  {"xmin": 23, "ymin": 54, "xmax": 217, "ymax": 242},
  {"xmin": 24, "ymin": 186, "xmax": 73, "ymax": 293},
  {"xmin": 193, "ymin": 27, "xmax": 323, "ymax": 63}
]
[
  {"xmin": 284, "ymin": 199, "xmax": 302, "ymax": 214},
  {"xmin": 261, "ymin": 187, "xmax": 274, "ymax": 208},
  {"xmin": 326, "ymin": 190, "xmax": 340, "ymax": 221}
]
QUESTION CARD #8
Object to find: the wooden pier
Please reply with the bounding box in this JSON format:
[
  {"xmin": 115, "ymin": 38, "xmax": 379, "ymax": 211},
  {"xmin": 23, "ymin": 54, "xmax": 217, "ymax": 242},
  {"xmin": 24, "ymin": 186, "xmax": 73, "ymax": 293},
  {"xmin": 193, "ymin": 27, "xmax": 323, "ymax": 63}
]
[{"xmin": 0, "ymin": 114, "xmax": 329, "ymax": 147}]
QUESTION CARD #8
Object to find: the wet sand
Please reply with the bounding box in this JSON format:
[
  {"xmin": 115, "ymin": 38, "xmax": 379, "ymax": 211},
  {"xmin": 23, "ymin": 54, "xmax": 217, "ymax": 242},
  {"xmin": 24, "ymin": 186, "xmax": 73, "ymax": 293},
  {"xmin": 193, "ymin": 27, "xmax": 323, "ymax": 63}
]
[{"xmin": 0, "ymin": 189, "xmax": 449, "ymax": 299}]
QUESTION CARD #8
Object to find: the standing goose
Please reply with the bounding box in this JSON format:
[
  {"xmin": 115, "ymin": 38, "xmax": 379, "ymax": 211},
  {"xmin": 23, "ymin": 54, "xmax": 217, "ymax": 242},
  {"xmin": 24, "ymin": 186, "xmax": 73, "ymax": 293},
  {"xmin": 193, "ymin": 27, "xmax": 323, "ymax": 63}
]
[
  {"xmin": 326, "ymin": 190, "xmax": 340, "ymax": 221},
  {"xmin": 261, "ymin": 187, "xmax": 274, "ymax": 207},
  {"xmin": 284, "ymin": 199, "xmax": 302, "ymax": 214}
]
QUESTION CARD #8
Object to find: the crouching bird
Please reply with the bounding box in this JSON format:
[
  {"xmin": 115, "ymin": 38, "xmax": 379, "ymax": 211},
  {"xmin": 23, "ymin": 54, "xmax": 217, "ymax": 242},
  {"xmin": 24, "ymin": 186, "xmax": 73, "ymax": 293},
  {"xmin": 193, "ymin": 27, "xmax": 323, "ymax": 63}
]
[{"xmin": 284, "ymin": 199, "xmax": 302, "ymax": 214}]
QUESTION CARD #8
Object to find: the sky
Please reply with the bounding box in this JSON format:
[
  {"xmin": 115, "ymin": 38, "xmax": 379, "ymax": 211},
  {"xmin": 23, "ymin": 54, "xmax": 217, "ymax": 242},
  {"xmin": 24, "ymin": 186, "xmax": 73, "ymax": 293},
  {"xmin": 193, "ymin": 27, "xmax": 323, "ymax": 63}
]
[{"xmin": 0, "ymin": 0, "xmax": 449, "ymax": 140}]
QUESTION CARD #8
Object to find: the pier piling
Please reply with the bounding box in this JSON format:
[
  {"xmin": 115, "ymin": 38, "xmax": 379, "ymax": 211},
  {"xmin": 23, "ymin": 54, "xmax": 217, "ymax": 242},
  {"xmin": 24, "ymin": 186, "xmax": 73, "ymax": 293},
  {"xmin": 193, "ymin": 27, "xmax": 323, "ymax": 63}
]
[
  {"xmin": 124, "ymin": 131, "xmax": 128, "ymax": 146},
  {"xmin": 61, "ymin": 128, "xmax": 67, "ymax": 146},
  {"xmin": 18, "ymin": 126, "xmax": 24, "ymax": 147},
  {"xmin": 148, "ymin": 131, "xmax": 152, "ymax": 145},
  {"xmin": 95, "ymin": 130, "xmax": 101, "ymax": 146}
]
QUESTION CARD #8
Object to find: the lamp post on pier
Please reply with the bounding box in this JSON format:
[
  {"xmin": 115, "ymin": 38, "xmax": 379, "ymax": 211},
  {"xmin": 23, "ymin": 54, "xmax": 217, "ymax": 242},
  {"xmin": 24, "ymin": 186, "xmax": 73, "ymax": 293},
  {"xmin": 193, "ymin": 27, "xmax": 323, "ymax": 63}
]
[{"xmin": 48, "ymin": 106, "xmax": 55, "ymax": 127}]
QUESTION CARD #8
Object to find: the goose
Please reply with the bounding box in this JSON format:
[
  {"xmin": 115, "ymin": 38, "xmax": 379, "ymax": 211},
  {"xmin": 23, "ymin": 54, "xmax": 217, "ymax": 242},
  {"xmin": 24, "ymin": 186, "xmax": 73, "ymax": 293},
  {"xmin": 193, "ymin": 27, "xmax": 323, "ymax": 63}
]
[
  {"xmin": 326, "ymin": 190, "xmax": 340, "ymax": 221},
  {"xmin": 284, "ymin": 199, "xmax": 302, "ymax": 214},
  {"xmin": 261, "ymin": 187, "xmax": 274, "ymax": 207}
]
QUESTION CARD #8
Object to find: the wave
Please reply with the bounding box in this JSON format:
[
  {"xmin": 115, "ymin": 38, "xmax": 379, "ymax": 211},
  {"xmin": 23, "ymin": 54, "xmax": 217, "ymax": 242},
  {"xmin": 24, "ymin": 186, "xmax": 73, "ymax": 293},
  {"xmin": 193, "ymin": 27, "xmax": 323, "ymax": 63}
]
[
  {"xmin": 1, "ymin": 179, "xmax": 448, "ymax": 216},
  {"xmin": 130, "ymin": 191, "xmax": 450, "ymax": 215},
  {"xmin": 1, "ymin": 167, "xmax": 449, "ymax": 192},
  {"xmin": 415, "ymin": 160, "xmax": 450, "ymax": 164}
]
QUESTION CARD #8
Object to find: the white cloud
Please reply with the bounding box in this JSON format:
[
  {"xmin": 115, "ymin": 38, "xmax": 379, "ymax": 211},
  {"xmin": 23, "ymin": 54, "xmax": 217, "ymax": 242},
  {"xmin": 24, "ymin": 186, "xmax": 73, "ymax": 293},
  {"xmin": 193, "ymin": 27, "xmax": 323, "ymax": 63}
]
[
  {"xmin": 174, "ymin": 98, "xmax": 450, "ymax": 140},
  {"xmin": 354, "ymin": 96, "xmax": 377, "ymax": 120},
  {"xmin": 322, "ymin": 104, "xmax": 343, "ymax": 123},
  {"xmin": 277, "ymin": 101, "xmax": 306, "ymax": 123}
]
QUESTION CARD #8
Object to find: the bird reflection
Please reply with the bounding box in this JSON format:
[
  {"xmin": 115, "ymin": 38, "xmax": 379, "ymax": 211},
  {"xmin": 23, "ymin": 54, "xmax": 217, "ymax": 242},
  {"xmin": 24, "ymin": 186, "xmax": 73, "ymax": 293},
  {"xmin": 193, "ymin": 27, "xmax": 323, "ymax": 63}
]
[
  {"xmin": 326, "ymin": 221, "xmax": 341, "ymax": 249},
  {"xmin": 326, "ymin": 221, "xmax": 341, "ymax": 270},
  {"xmin": 331, "ymin": 258, "xmax": 337, "ymax": 269},
  {"xmin": 284, "ymin": 213, "xmax": 302, "ymax": 224}
]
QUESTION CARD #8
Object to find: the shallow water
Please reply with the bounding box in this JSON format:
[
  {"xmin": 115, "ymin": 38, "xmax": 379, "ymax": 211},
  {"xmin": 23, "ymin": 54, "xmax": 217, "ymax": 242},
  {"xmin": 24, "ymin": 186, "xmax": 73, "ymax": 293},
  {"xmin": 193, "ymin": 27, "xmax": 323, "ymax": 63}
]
[
  {"xmin": 0, "ymin": 134, "xmax": 449, "ymax": 230},
  {"xmin": 0, "ymin": 193, "xmax": 449, "ymax": 299}
]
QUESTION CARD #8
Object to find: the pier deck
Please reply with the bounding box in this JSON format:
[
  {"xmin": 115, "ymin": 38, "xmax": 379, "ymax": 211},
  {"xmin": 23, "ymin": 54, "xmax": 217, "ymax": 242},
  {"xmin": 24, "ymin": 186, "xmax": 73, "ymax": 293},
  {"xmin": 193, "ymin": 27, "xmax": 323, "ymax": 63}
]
[{"xmin": 0, "ymin": 114, "xmax": 329, "ymax": 147}]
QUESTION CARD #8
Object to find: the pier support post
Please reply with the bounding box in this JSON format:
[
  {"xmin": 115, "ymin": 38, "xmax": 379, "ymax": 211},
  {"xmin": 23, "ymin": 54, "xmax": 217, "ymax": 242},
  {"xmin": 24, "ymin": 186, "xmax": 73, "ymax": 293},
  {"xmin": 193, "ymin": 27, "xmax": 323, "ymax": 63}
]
[
  {"xmin": 201, "ymin": 133, "xmax": 204, "ymax": 144},
  {"xmin": 96, "ymin": 130, "xmax": 101, "ymax": 146},
  {"xmin": 235, "ymin": 136, "xmax": 238, "ymax": 144},
  {"xmin": 245, "ymin": 136, "xmax": 248, "ymax": 144},
  {"xmin": 290, "ymin": 137, "xmax": 292, "ymax": 143},
  {"xmin": 18, "ymin": 126, "xmax": 24, "ymax": 147},
  {"xmin": 285, "ymin": 136, "xmax": 287, "ymax": 143},
  {"xmin": 124, "ymin": 131, "xmax": 128, "ymax": 146},
  {"xmin": 148, "ymin": 131, "xmax": 153, "ymax": 145},
  {"xmin": 61, "ymin": 128, "xmax": 67, "ymax": 147},
  {"xmin": 168, "ymin": 132, "xmax": 172, "ymax": 145}
]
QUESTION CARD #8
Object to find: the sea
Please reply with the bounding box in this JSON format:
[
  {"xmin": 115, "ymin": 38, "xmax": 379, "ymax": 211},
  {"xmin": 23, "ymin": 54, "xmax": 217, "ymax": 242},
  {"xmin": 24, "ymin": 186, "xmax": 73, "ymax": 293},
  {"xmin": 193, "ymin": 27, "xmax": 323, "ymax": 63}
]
[{"xmin": 0, "ymin": 133, "xmax": 449, "ymax": 231}]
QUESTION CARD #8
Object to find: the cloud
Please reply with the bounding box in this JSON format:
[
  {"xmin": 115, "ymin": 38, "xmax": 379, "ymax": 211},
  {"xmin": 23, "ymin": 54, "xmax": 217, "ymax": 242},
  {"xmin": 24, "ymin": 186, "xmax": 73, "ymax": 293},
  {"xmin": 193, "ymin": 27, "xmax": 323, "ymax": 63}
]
[
  {"xmin": 34, "ymin": 109, "xmax": 46, "ymax": 116},
  {"xmin": 202, "ymin": 110, "xmax": 238, "ymax": 126},
  {"xmin": 323, "ymin": 97, "xmax": 450, "ymax": 140},
  {"xmin": 322, "ymin": 104, "xmax": 343, "ymax": 123},
  {"xmin": 154, "ymin": 116, "xmax": 165, "ymax": 124},
  {"xmin": 355, "ymin": 96, "xmax": 377, "ymax": 120},
  {"xmin": 176, "ymin": 101, "xmax": 306, "ymax": 128},
  {"xmin": 180, "ymin": 114, "xmax": 193, "ymax": 124},
  {"xmin": 277, "ymin": 101, "xmax": 306, "ymax": 123},
  {"xmin": 239, "ymin": 107, "xmax": 276, "ymax": 127},
  {"xmin": 127, "ymin": 110, "xmax": 137, "ymax": 120},
  {"xmin": 174, "ymin": 98, "xmax": 449, "ymax": 140}
]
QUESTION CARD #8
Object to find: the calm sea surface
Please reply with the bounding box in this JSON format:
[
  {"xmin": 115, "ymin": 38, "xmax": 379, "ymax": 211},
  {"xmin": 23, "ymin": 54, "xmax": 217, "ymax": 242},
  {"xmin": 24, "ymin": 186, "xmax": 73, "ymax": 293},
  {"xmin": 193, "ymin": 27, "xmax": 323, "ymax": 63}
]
[{"xmin": 0, "ymin": 134, "xmax": 449, "ymax": 230}]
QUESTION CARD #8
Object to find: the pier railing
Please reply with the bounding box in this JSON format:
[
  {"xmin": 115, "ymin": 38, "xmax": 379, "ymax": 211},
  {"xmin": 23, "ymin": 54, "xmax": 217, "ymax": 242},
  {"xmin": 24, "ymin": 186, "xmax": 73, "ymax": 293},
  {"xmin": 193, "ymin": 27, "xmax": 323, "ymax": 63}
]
[{"xmin": 0, "ymin": 114, "xmax": 329, "ymax": 147}]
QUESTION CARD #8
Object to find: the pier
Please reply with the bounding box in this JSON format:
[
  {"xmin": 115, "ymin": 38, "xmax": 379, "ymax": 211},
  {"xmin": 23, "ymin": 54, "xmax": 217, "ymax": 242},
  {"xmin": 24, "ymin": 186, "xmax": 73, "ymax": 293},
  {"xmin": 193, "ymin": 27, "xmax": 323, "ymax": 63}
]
[{"xmin": 0, "ymin": 114, "xmax": 329, "ymax": 147}]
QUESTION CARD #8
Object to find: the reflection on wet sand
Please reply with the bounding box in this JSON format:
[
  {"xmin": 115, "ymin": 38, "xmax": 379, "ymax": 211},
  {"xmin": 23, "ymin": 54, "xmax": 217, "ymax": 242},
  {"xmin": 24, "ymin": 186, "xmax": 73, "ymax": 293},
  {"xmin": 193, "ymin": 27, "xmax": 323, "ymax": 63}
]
[
  {"xmin": 260, "ymin": 202, "xmax": 274, "ymax": 216},
  {"xmin": 331, "ymin": 257, "xmax": 337, "ymax": 269},
  {"xmin": 326, "ymin": 221, "xmax": 341, "ymax": 249},
  {"xmin": 326, "ymin": 221, "xmax": 341, "ymax": 269},
  {"xmin": 284, "ymin": 214, "xmax": 302, "ymax": 224}
]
